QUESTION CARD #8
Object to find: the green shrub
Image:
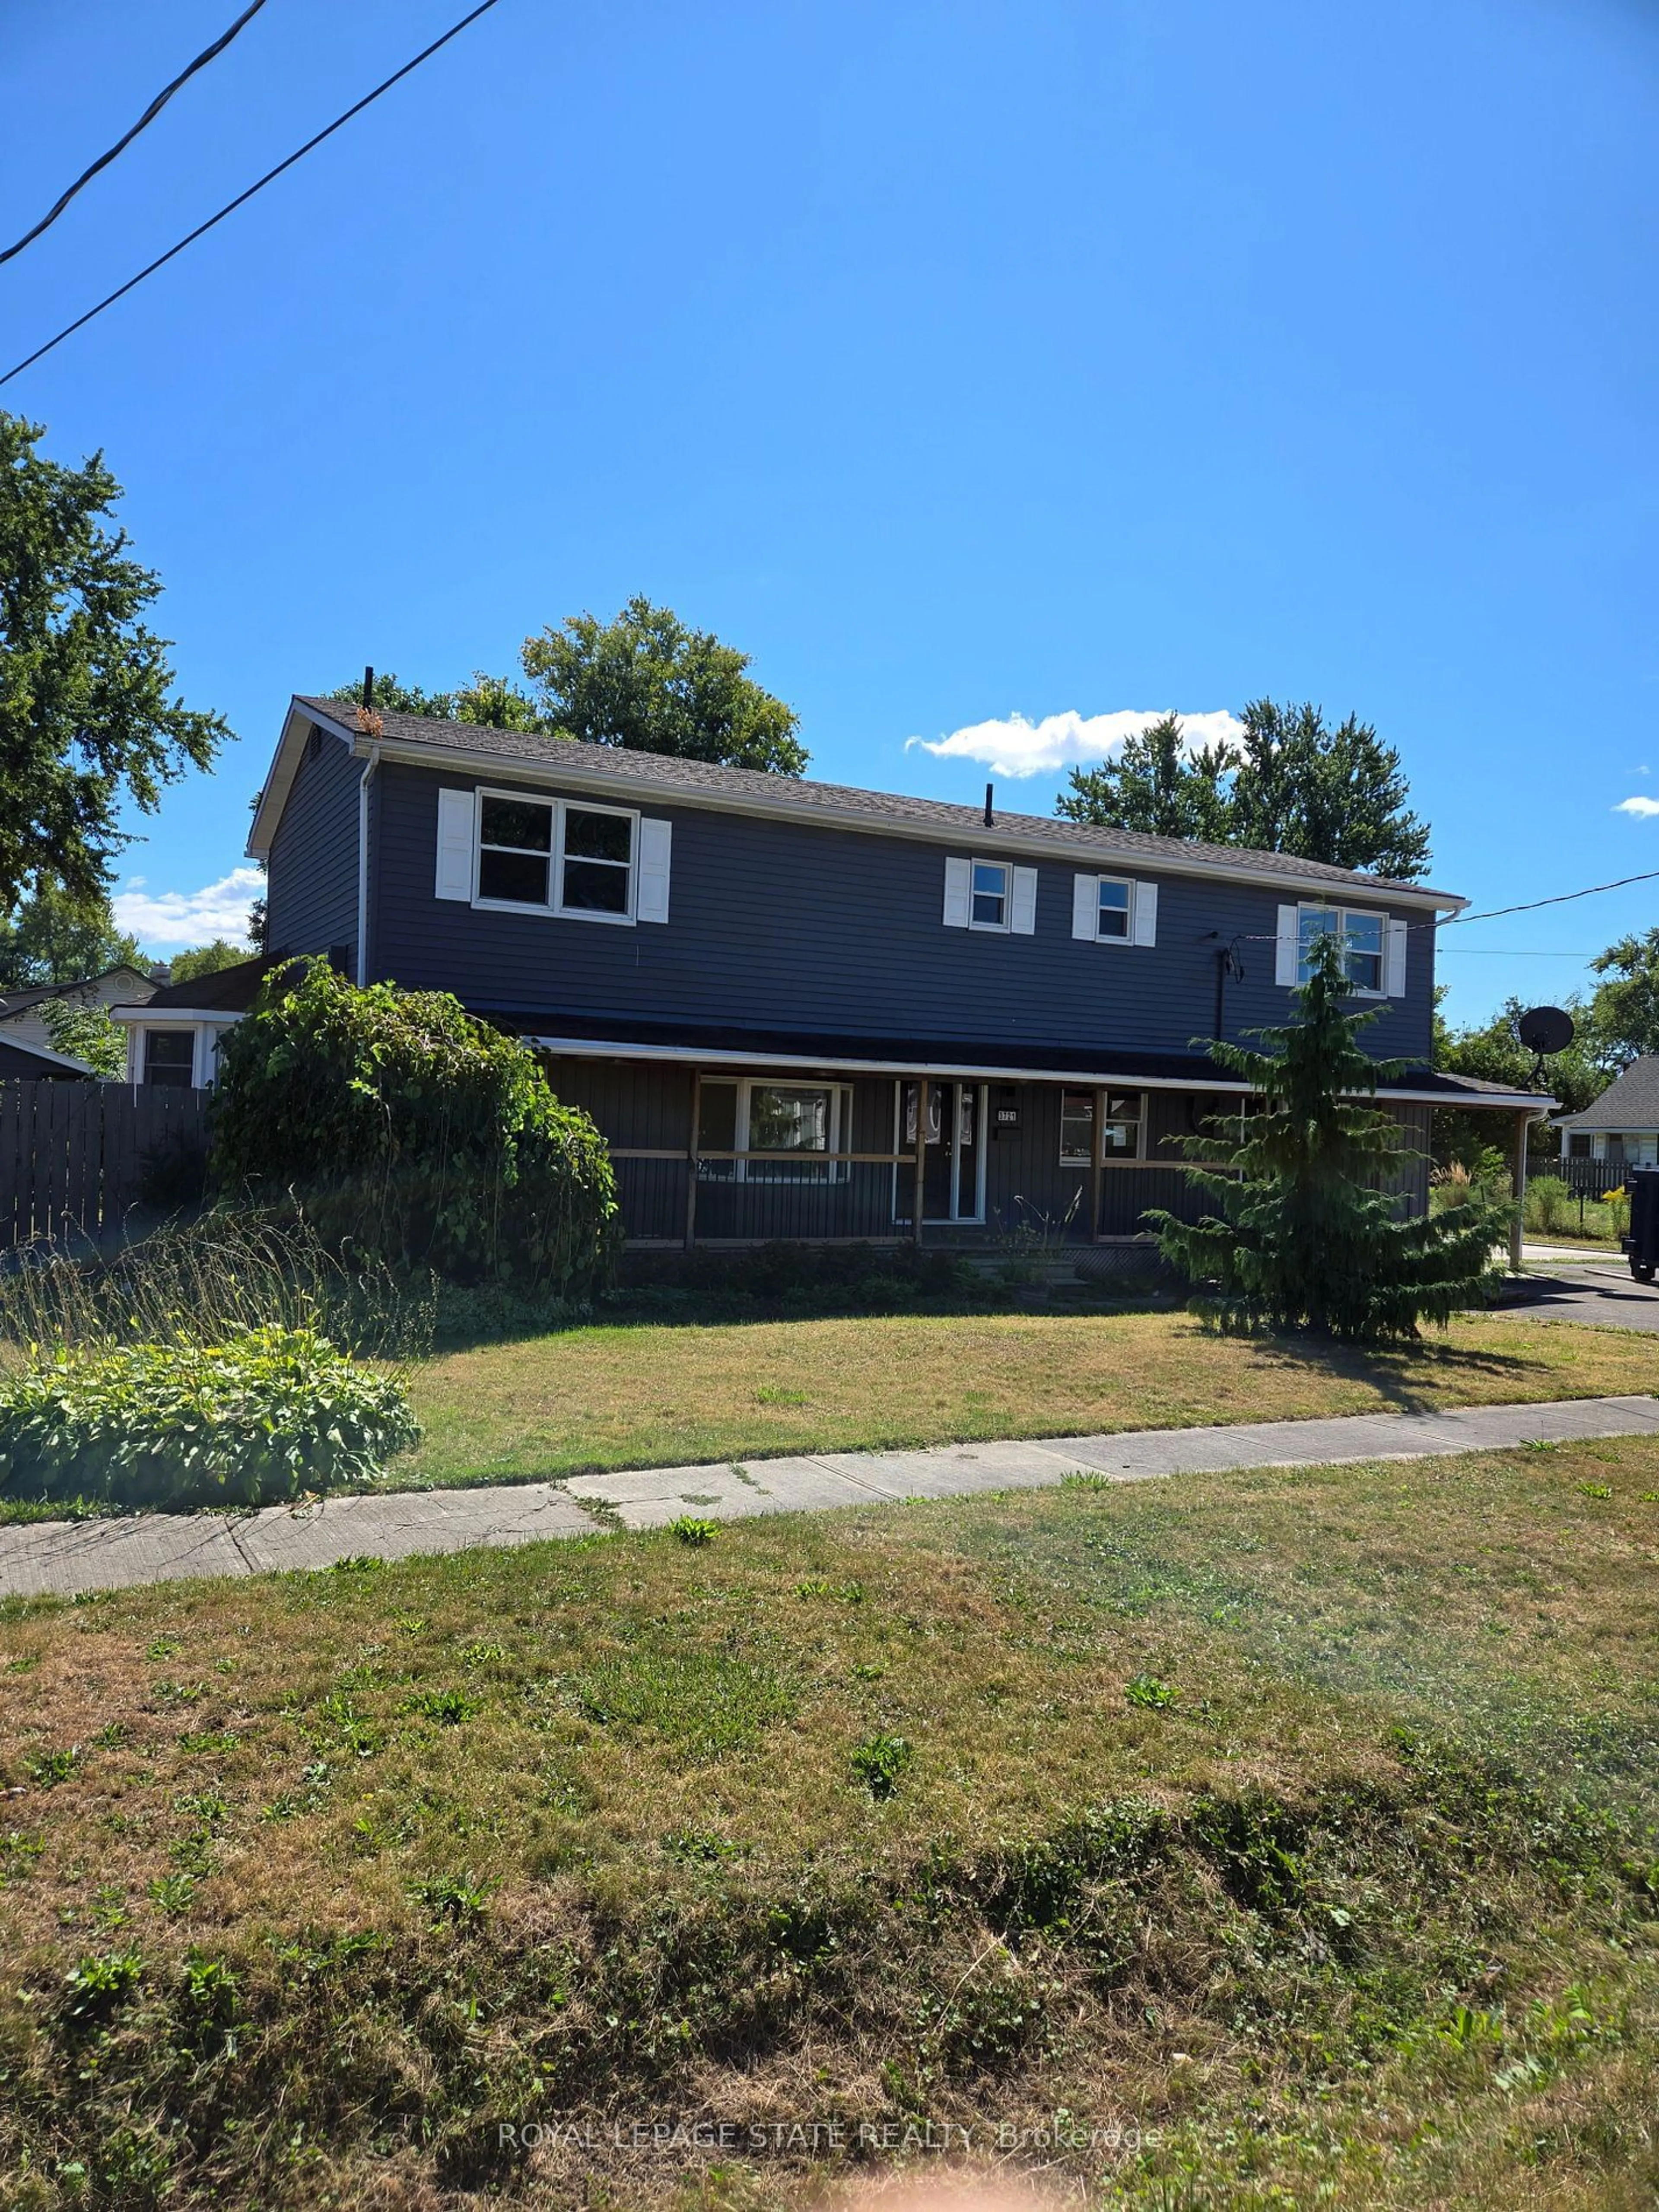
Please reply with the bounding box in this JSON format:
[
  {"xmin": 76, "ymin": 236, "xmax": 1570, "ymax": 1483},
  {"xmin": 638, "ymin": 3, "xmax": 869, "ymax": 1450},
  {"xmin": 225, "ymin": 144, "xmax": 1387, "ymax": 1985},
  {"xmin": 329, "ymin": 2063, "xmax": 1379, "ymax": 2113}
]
[
  {"xmin": 1524, "ymin": 1175, "xmax": 1574, "ymax": 1236},
  {"xmin": 0, "ymin": 1326, "xmax": 421, "ymax": 1511},
  {"xmin": 209, "ymin": 960, "xmax": 617, "ymax": 1292}
]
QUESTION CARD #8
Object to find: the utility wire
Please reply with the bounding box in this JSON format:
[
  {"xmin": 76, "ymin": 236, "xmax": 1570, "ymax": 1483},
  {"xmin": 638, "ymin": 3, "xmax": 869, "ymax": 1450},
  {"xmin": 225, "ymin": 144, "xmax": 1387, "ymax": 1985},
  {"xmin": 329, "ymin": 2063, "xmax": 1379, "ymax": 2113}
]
[
  {"xmin": 1442, "ymin": 866, "xmax": 1659, "ymax": 930},
  {"xmin": 1224, "ymin": 862, "xmax": 1659, "ymax": 947},
  {"xmin": 0, "ymin": 0, "xmax": 273, "ymax": 270},
  {"xmin": 0, "ymin": 0, "xmax": 504, "ymax": 389}
]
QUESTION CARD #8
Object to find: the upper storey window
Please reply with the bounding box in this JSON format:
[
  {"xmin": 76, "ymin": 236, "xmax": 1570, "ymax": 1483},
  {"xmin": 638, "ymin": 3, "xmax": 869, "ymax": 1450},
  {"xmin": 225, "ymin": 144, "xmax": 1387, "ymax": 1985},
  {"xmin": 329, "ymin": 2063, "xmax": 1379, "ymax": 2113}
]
[
  {"xmin": 1297, "ymin": 906, "xmax": 1386, "ymax": 995},
  {"xmin": 478, "ymin": 795, "xmax": 554, "ymax": 906},
  {"xmin": 438, "ymin": 786, "xmax": 671, "ymax": 925},
  {"xmin": 971, "ymin": 861, "xmax": 1008, "ymax": 929}
]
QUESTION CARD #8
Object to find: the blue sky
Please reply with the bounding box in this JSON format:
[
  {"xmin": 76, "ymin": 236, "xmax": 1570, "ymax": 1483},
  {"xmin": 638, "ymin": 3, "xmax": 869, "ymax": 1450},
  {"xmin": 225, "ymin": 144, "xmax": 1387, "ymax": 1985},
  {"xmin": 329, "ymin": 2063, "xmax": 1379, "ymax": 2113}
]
[{"xmin": 3, "ymin": 0, "xmax": 1656, "ymax": 1023}]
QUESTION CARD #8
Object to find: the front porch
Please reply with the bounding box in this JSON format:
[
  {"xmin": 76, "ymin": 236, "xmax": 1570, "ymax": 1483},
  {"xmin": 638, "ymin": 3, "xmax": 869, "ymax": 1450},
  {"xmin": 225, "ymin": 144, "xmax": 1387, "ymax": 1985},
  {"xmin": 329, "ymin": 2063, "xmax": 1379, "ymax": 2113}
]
[{"xmin": 529, "ymin": 1039, "xmax": 1499, "ymax": 1257}]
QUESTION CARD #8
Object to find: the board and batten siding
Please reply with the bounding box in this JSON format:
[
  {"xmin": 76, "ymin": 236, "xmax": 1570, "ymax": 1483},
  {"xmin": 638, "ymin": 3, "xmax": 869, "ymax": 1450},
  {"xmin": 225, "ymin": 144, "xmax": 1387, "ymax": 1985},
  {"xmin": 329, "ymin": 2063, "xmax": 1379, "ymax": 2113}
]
[
  {"xmin": 264, "ymin": 725, "xmax": 364, "ymax": 973},
  {"xmin": 365, "ymin": 762, "xmax": 1437, "ymax": 1062}
]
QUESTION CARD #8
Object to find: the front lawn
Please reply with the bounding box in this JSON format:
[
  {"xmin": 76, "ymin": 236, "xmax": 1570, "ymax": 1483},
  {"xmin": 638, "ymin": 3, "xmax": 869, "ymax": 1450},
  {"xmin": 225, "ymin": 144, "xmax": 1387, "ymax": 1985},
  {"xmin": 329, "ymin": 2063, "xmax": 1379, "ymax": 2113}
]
[
  {"xmin": 401, "ymin": 1308, "xmax": 1659, "ymax": 1488},
  {"xmin": 4, "ymin": 1433, "xmax": 1659, "ymax": 2206}
]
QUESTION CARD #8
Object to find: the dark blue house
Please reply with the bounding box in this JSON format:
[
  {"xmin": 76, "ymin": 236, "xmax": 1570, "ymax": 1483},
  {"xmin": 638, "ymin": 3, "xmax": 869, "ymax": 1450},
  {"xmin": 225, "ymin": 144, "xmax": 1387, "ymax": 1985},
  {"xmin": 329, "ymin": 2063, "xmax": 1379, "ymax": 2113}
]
[{"xmin": 178, "ymin": 694, "xmax": 1535, "ymax": 1249}]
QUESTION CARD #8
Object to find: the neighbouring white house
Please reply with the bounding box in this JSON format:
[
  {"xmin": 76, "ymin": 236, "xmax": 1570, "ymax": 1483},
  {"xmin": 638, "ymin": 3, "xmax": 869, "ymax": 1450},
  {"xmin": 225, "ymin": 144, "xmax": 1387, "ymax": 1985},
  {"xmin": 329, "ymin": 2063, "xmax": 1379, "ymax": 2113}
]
[
  {"xmin": 108, "ymin": 957, "xmax": 274, "ymax": 1087},
  {"xmin": 1553, "ymin": 1055, "xmax": 1659, "ymax": 1169},
  {"xmin": 0, "ymin": 964, "xmax": 157, "ymax": 1059}
]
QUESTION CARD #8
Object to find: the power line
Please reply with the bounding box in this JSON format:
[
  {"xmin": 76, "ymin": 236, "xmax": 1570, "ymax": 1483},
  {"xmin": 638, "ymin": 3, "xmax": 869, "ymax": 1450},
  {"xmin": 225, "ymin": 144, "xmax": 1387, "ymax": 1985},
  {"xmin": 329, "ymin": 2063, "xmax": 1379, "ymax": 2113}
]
[
  {"xmin": 1229, "ymin": 862, "xmax": 1659, "ymax": 947},
  {"xmin": 0, "ymin": 0, "xmax": 505, "ymax": 389},
  {"xmin": 0, "ymin": 0, "xmax": 273, "ymax": 270},
  {"xmin": 1440, "ymin": 865, "xmax": 1659, "ymax": 931}
]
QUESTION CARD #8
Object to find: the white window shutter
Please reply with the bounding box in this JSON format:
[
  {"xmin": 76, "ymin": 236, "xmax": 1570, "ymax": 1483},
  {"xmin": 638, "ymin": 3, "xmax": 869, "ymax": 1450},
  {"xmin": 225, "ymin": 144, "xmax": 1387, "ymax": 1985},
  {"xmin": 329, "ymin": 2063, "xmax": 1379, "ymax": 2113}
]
[
  {"xmin": 1274, "ymin": 904, "xmax": 1299, "ymax": 987},
  {"xmin": 435, "ymin": 787, "xmax": 476, "ymax": 900},
  {"xmin": 636, "ymin": 817, "xmax": 672, "ymax": 923},
  {"xmin": 943, "ymin": 856, "xmax": 971, "ymax": 928},
  {"xmin": 1071, "ymin": 874, "xmax": 1097, "ymax": 940},
  {"xmin": 1011, "ymin": 866, "xmax": 1038, "ymax": 934},
  {"xmin": 1385, "ymin": 916, "xmax": 1408, "ymax": 996},
  {"xmin": 1132, "ymin": 880, "xmax": 1158, "ymax": 947}
]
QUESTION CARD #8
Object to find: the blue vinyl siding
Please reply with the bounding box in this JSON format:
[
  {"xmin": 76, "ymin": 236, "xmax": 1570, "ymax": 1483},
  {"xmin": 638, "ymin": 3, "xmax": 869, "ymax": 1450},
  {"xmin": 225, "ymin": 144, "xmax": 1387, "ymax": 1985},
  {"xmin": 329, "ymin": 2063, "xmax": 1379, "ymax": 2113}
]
[
  {"xmin": 367, "ymin": 762, "xmax": 1437, "ymax": 1063},
  {"xmin": 265, "ymin": 728, "xmax": 362, "ymax": 973}
]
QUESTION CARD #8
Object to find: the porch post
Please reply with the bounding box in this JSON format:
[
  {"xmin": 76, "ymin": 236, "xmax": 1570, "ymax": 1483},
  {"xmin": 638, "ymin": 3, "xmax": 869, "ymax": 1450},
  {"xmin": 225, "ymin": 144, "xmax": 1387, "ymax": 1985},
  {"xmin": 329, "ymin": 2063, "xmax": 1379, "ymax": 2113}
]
[
  {"xmin": 1090, "ymin": 1085, "xmax": 1105, "ymax": 1244},
  {"xmin": 912, "ymin": 1077, "xmax": 928, "ymax": 1247},
  {"xmin": 685, "ymin": 1068, "xmax": 701, "ymax": 1251},
  {"xmin": 1509, "ymin": 1106, "xmax": 1530, "ymax": 1274}
]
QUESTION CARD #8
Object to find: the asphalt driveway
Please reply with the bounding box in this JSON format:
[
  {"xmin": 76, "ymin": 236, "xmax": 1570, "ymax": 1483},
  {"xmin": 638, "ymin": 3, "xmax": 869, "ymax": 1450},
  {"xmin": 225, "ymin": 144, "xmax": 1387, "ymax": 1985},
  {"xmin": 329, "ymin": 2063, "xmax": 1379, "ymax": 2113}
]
[{"xmin": 1506, "ymin": 1256, "xmax": 1659, "ymax": 1335}]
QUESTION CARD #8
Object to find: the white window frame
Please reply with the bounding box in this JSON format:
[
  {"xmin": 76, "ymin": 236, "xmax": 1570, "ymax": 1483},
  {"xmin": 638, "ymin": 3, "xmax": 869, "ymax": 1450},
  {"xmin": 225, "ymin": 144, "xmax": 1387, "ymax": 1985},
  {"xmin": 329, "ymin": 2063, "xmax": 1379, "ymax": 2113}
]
[
  {"xmin": 1092, "ymin": 875, "xmax": 1135, "ymax": 944},
  {"xmin": 697, "ymin": 1077, "xmax": 853, "ymax": 1184},
  {"xmin": 1297, "ymin": 903, "xmax": 1387, "ymax": 998},
  {"xmin": 472, "ymin": 787, "xmax": 641, "ymax": 926},
  {"xmin": 969, "ymin": 858, "xmax": 1011, "ymax": 933}
]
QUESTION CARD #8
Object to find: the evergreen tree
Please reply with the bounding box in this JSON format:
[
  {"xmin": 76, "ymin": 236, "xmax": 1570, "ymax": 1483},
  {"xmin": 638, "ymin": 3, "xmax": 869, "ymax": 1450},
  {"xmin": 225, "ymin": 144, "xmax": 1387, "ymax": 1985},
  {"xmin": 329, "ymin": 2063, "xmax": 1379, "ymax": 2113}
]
[{"xmin": 1148, "ymin": 935, "xmax": 1503, "ymax": 1339}]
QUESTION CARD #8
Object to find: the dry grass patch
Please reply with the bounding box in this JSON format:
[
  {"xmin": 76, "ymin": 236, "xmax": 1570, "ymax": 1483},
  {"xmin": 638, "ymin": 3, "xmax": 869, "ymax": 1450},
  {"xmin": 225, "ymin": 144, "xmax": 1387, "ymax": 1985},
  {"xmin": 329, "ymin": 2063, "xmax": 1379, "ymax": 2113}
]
[
  {"xmin": 402, "ymin": 1308, "xmax": 1659, "ymax": 1487},
  {"xmin": 3, "ymin": 1435, "xmax": 1659, "ymax": 2206}
]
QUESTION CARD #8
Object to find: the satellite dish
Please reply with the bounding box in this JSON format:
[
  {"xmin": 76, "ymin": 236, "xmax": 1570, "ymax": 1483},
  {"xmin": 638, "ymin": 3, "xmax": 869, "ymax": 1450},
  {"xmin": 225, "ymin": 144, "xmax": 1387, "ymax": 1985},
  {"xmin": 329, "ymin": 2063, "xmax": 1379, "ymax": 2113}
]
[{"xmin": 1516, "ymin": 1006, "xmax": 1574, "ymax": 1056}]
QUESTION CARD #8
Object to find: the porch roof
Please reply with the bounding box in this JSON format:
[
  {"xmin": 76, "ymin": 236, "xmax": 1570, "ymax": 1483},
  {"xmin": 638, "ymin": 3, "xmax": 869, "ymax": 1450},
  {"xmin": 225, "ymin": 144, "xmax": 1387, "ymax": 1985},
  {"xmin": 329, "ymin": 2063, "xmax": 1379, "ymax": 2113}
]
[{"xmin": 512, "ymin": 1013, "xmax": 1551, "ymax": 1112}]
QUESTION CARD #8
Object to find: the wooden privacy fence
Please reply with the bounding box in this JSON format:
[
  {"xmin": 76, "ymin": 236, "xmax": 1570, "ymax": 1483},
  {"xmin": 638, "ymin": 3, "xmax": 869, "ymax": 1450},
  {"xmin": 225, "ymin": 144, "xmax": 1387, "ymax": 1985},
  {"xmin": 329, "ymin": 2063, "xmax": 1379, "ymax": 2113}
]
[{"xmin": 0, "ymin": 1080, "xmax": 210, "ymax": 1248}]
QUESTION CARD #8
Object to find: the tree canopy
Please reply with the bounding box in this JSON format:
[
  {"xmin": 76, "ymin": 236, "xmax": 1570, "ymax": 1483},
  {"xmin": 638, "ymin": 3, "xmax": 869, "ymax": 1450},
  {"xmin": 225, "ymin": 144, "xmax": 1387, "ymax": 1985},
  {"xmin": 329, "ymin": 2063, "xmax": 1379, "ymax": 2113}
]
[
  {"xmin": 324, "ymin": 670, "xmax": 538, "ymax": 731},
  {"xmin": 0, "ymin": 412, "xmax": 226, "ymax": 913},
  {"xmin": 0, "ymin": 882, "xmax": 146, "ymax": 992},
  {"xmin": 1586, "ymin": 929, "xmax": 1659, "ymax": 1065},
  {"xmin": 328, "ymin": 595, "xmax": 807, "ymax": 776},
  {"xmin": 168, "ymin": 939, "xmax": 251, "ymax": 985},
  {"xmin": 1056, "ymin": 714, "xmax": 1234, "ymax": 843},
  {"xmin": 1150, "ymin": 935, "xmax": 1501, "ymax": 1339},
  {"xmin": 1058, "ymin": 699, "xmax": 1431, "ymax": 880},
  {"xmin": 39, "ymin": 997, "xmax": 127, "ymax": 1077},
  {"xmin": 520, "ymin": 596, "xmax": 806, "ymax": 774}
]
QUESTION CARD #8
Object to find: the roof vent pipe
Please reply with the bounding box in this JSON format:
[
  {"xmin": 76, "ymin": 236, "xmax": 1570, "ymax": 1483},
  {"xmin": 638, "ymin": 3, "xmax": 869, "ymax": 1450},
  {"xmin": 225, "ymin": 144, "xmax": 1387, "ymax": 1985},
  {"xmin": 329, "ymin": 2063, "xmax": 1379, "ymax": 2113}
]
[
  {"xmin": 984, "ymin": 781, "xmax": 994, "ymax": 827},
  {"xmin": 362, "ymin": 665, "xmax": 375, "ymax": 709}
]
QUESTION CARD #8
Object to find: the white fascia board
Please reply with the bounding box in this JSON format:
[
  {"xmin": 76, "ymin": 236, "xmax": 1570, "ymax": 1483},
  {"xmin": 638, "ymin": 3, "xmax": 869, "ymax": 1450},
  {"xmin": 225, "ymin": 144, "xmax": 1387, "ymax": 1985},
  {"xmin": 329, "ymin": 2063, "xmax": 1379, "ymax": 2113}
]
[
  {"xmin": 300, "ymin": 705, "xmax": 1462, "ymax": 914},
  {"xmin": 111, "ymin": 1007, "xmax": 245, "ymax": 1028},
  {"xmin": 526, "ymin": 1033, "xmax": 1541, "ymax": 1108}
]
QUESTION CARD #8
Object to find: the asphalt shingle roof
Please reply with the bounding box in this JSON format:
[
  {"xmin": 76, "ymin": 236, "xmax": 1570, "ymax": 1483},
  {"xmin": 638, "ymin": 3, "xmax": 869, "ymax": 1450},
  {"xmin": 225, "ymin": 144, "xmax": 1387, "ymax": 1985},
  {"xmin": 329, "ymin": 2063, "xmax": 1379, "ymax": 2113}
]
[
  {"xmin": 296, "ymin": 697, "xmax": 1456, "ymax": 903},
  {"xmin": 1557, "ymin": 1056, "xmax": 1659, "ymax": 1131},
  {"xmin": 0, "ymin": 965, "xmax": 154, "ymax": 1021}
]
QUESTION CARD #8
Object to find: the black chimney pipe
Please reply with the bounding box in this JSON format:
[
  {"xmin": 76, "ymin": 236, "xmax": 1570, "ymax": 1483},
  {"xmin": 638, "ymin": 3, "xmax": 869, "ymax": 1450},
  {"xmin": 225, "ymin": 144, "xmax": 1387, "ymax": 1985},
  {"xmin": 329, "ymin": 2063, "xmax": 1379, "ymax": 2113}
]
[
  {"xmin": 984, "ymin": 781, "xmax": 994, "ymax": 827},
  {"xmin": 362, "ymin": 665, "xmax": 375, "ymax": 709}
]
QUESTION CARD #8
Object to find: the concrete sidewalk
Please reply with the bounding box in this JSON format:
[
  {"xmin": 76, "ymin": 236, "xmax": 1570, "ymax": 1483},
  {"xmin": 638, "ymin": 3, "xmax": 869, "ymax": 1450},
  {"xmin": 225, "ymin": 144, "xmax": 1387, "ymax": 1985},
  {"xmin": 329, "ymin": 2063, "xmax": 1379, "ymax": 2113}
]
[{"xmin": 4, "ymin": 1392, "xmax": 1659, "ymax": 1602}]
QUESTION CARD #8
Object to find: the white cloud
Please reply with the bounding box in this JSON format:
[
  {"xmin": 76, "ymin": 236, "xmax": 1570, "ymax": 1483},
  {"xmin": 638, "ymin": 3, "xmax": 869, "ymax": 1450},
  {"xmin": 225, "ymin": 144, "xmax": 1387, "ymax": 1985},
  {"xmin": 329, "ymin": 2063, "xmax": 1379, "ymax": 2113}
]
[
  {"xmin": 905, "ymin": 707, "xmax": 1247, "ymax": 779},
  {"xmin": 112, "ymin": 865, "xmax": 263, "ymax": 949},
  {"xmin": 1614, "ymin": 795, "xmax": 1659, "ymax": 818}
]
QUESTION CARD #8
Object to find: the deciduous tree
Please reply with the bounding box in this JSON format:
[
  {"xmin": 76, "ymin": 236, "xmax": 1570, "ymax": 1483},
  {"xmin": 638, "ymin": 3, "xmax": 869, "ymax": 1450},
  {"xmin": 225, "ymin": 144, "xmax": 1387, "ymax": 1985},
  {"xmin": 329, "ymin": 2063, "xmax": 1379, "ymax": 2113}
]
[
  {"xmin": 519, "ymin": 596, "xmax": 806, "ymax": 773},
  {"xmin": 1058, "ymin": 698, "xmax": 1431, "ymax": 880},
  {"xmin": 1056, "ymin": 714, "xmax": 1233, "ymax": 841},
  {"xmin": 0, "ymin": 882, "xmax": 145, "ymax": 992},
  {"xmin": 0, "ymin": 412, "xmax": 226, "ymax": 912}
]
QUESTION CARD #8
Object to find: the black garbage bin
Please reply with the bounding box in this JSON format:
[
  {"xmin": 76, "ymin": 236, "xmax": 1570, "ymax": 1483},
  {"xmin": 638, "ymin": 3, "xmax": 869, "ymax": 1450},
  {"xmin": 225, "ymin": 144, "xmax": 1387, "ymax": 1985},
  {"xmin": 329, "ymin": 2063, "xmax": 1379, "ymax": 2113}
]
[{"xmin": 1624, "ymin": 1168, "xmax": 1659, "ymax": 1285}]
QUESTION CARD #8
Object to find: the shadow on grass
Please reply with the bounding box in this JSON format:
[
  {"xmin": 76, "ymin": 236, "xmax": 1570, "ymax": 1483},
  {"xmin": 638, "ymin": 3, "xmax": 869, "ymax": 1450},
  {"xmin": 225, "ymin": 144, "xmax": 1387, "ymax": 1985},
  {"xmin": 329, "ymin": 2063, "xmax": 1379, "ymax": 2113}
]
[{"xmin": 1221, "ymin": 1327, "xmax": 1548, "ymax": 1416}]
